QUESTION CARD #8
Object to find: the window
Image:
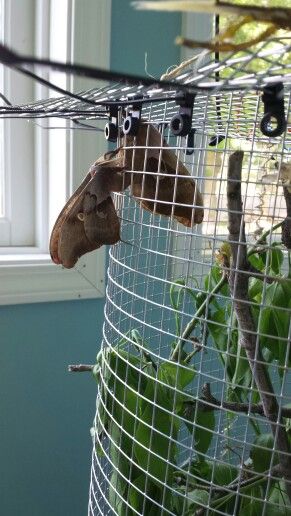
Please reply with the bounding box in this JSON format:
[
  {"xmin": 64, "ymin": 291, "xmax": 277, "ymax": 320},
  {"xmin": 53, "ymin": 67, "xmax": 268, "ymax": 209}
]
[{"xmin": 0, "ymin": 0, "xmax": 111, "ymax": 304}]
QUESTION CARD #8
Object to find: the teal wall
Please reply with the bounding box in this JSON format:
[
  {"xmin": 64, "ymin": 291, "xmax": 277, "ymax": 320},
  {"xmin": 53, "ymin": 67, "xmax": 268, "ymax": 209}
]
[
  {"xmin": 111, "ymin": 0, "xmax": 182, "ymax": 77},
  {"xmin": 0, "ymin": 4, "xmax": 181, "ymax": 516},
  {"xmin": 0, "ymin": 300, "xmax": 103, "ymax": 516}
]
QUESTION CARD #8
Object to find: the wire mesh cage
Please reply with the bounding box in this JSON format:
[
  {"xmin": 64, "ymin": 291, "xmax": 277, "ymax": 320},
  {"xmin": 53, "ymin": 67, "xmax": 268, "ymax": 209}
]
[
  {"xmin": 85, "ymin": 42, "xmax": 291, "ymax": 516},
  {"xmin": 2, "ymin": 37, "xmax": 291, "ymax": 516}
]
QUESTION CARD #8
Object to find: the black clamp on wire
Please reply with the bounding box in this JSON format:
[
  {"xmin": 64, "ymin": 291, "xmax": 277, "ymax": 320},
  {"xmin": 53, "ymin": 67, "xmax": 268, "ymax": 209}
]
[
  {"xmin": 260, "ymin": 82, "xmax": 286, "ymax": 138},
  {"xmin": 185, "ymin": 128, "xmax": 196, "ymax": 155},
  {"xmin": 122, "ymin": 95, "xmax": 142, "ymax": 136},
  {"xmin": 170, "ymin": 92, "xmax": 195, "ymax": 137},
  {"xmin": 104, "ymin": 104, "xmax": 119, "ymax": 142}
]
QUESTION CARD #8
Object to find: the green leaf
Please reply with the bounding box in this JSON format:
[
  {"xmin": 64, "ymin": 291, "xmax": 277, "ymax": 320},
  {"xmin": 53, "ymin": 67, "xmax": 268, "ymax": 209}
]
[
  {"xmin": 187, "ymin": 459, "xmax": 237, "ymax": 487},
  {"xmin": 108, "ymin": 469, "xmax": 128, "ymax": 516},
  {"xmin": 188, "ymin": 458, "xmax": 212, "ymax": 478},
  {"xmin": 172, "ymin": 492, "xmax": 188, "ymax": 514},
  {"xmin": 248, "ymin": 252, "xmax": 266, "ymax": 273},
  {"xmin": 248, "ymin": 276, "xmax": 264, "ymax": 300},
  {"xmin": 211, "ymin": 463, "xmax": 237, "ymax": 486},
  {"xmin": 183, "ymin": 404, "xmax": 215, "ymax": 456},
  {"xmin": 207, "ymin": 308, "xmax": 228, "ymax": 352},
  {"xmin": 187, "ymin": 488, "xmax": 209, "ymax": 509},
  {"xmin": 156, "ymin": 361, "xmax": 196, "ymax": 418},
  {"xmin": 250, "ymin": 434, "xmax": 278, "ymax": 473},
  {"xmin": 257, "ymin": 278, "xmax": 291, "ymax": 367},
  {"xmin": 128, "ymin": 476, "xmax": 147, "ymax": 513},
  {"xmin": 267, "ymin": 247, "xmax": 284, "ymax": 276},
  {"xmin": 231, "ymin": 341, "xmax": 252, "ymax": 391},
  {"xmin": 159, "ymin": 361, "xmax": 195, "ymax": 390},
  {"xmin": 239, "ymin": 487, "xmax": 263, "ymax": 516},
  {"xmin": 195, "ymin": 409, "xmax": 215, "ymax": 456},
  {"xmin": 169, "ymin": 278, "xmax": 199, "ymax": 335},
  {"xmin": 133, "ymin": 401, "xmax": 177, "ymax": 485},
  {"xmin": 265, "ymin": 480, "xmax": 291, "ymax": 515}
]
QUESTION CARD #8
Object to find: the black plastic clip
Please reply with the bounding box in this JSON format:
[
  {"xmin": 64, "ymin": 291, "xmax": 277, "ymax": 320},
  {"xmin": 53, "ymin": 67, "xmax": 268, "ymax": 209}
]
[
  {"xmin": 122, "ymin": 95, "xmax": 142, "ymax": 136},
  {"xmin": 208, "ymin": 134, "xmax": 225, "ymax": 147},
  {"xmin": 260, "ymin": 82, "xmax": 286, "ymax": 138},
  {"xmin": 104, "ymin": 104, "xmax": 119, "ymax": 142},
  {"xmin": 170, "ymin": 92, "xmax": 195, "ymax": 137},
  {"xmin": 185, "ymin": 128, "xmax": 196, "ymax": 155}
]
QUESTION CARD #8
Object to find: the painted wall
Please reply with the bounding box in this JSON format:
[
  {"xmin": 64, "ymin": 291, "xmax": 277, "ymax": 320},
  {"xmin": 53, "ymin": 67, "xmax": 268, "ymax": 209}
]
[
  {"xmin": 111, "ymin": 0, "xmax": 182, "ymax": 77},
  {"xmin": 0, "ymin": 4, "xmax": 181, "ymax": 516},
  {"xmin": 0, "ymin": 300, "xmax": 103, "ymax": 516}
]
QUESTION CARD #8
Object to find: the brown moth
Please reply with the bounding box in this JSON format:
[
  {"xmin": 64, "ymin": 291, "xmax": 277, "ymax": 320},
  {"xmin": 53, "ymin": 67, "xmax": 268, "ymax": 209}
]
[
  {"xmin": 50, "ymin": 123, "xmax": 204, "ymax": 268},
  {"xmin": 94, "ymin": 123, "xmax": 204, "ymax": 226},
  {"xmin": 49, "ymin": 161, "xmax": 125, "ymax": 269}
]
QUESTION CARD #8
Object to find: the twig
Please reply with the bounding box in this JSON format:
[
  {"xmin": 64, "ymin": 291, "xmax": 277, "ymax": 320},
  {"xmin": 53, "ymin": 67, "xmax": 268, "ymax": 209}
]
[
  {"xmin": 68, "ymin": 364, "xmax": 94, "ymax": 372},
  {"xmin": 282, "ymin": 186, "xmax": 291, "ymax": 249},
  {"xmin": 248, "ymin": 221, "xmax": 283, "ymax": 255},
  {"xmin": 199, "ymin": 383, "xmax": 291, "ymax": 418},
  {"xmin": 227, "ymin": 150, "xmax": 291, "ymax": 501},
  {"xmin": 170, "ymin": 273, "xmax": 227, "ymax": 361},
  {"xmin": 194, "ymin": 464, "xmax": 286, "ymax": 516}
]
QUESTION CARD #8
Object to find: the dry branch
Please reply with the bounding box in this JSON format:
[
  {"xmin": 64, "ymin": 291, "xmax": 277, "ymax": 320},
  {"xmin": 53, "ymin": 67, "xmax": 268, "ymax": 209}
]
[
  {"xmin": 227, "ymin": 150, "xmax": 291, "ymax": 500},
  {"xmin": 199, "ymin": 383, "xmax": 291, "ymax": 418},
  {"xmin": 282, "ymin": 186, "xmax": 291, "ymax": 249},
  {"xmin": 68, "ymin": 364, "xmax": 94, "ymax": 372}
]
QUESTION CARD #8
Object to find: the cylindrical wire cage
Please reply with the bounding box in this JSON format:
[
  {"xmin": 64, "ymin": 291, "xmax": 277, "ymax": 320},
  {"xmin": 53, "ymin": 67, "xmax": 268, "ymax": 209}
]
[
  {"xmin": 1, "ymin": 36, "xmax": 291, "ymax": 516},
  {"xmin": 87, "ymin": 41, "xmax": 291, "ymax": 516}
]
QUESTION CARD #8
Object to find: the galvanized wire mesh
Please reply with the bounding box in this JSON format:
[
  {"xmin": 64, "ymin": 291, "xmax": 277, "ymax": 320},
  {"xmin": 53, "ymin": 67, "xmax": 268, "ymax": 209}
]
[
  {"xmin": 3, "ymin": 35, "xmax": 291, "ymax": 516},
  {"xmin": 87, "ymin": 42, "xmax": 291, "ymax": 516}
]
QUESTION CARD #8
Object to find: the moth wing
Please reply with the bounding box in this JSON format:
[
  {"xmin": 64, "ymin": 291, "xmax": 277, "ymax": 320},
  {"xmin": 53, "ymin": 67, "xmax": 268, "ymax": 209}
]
[
  {"xmin": 50, "ymin": 167, "xmax": 121, "ymax": 268},
  {"xmin": 49, "ymin": 172, "xmax": 92, "ymax": 265},
  {"xmin": 84, "ymin": 196, "xmax": 120, "ymax": 246},
  {"xmin": 57, "ymin": 217, "xmax": 101, "ymax": 269},
  {"xmin": 132, "ymin": 156, "xmax": 204, "ymax": 226}
]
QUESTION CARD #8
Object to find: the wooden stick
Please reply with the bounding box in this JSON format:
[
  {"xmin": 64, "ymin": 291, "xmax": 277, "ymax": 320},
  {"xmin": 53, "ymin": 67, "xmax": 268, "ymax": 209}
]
[
  {"xmin": 198, "ymin": 383, "xmax": 291, "ymax": 418},
  {"xmin": 68, "ymin": 364, "xmax": 94, "ymax": 372},
  {"xmin": 282, "ymin": 186, "xmax": 291, "ymax": 249},
  {"xmin": 227, "ymin": 151, "xmax": 291, "ymax": 501}
]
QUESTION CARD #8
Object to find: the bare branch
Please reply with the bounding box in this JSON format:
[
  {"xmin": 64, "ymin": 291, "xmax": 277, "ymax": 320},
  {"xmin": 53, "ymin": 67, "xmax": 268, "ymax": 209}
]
[
  {"xmin": 282, "ymin": 186, "xmax": 291, "ymax": 249},
  {"xmin": 227, "ymin": 150, "xmax": 291, "ymax": 501},
  {"xmin": 199, "ymin": 383, "xmax": 291, "ymax": 418},
  {"xmin": 68, "ymin": 364, "xmax": 94, "ymax": 372}
]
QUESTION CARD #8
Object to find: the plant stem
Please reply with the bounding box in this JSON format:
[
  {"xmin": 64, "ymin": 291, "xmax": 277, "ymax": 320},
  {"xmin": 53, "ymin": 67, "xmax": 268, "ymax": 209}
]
[
  {"xmin": 227, "ymin": 150, "xmax": 291, "ymax": 503},
  {"xmin": 198, "ymin": 382, "xmax": 291, "ymax": 418},
  {"xmin": 248, "ymin": 220, "xmax": 283, "ymax": 256},
  {"xmin": 170, "ymin": 273, "xmax": 227, "ymax": 361},
  {"xmin": 282, "ymin": 185, "xmax": 291, "ymax": 249}
]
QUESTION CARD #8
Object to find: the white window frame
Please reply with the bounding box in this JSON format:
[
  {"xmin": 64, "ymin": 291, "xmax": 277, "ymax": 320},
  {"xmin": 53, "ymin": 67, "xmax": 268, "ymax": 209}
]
[{"xmin": 0, "ymin": 0, "xmax": 111, "ymax": 304}]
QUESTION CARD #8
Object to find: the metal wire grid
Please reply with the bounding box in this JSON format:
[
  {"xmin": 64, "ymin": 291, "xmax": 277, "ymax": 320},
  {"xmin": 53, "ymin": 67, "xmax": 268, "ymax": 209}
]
[
  {"xmin": 1, "ymin": 87, "xmax": 286, "ymax": 147},
  {"xmin": 1, "ymin": 36, "xmax": 291, "ymax": 126},
  {"xmin": 88, "ymin": 86, "xmax": 291, "ymax": 516},
  {"xmin": 3, "ymin": 37, "xmax": 289, "ymax": 516}
]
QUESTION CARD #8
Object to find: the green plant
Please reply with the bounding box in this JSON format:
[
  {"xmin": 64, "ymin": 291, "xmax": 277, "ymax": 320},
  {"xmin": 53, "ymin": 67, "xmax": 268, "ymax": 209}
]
[{"xmin": 86, "ymin": 224, "xmax": 291, "ymax": 515}]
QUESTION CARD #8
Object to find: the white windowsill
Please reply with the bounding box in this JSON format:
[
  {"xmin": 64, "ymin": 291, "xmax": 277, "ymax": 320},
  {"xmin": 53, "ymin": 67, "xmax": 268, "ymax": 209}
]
[
  {"xmin": 0, "ymin": 0, "xmax": 111, "ymax": 305},
  {"xmin": 0, "ymin": 248, "xmax": 105, "ymax": 305}
]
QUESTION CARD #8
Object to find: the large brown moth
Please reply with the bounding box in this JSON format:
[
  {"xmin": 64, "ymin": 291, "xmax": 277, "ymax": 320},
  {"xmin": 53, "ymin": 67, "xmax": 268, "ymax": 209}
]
[
  {"xmin": 93, "ymin": 123, "xmax": 204, "ymax": 225},
  {"xmin": 50, "ymin": 123, "xmax": 204, "ymax": 268},
  {"xmin": 49, "ymin": 159, "xmax": 126, "ymax": 269}
]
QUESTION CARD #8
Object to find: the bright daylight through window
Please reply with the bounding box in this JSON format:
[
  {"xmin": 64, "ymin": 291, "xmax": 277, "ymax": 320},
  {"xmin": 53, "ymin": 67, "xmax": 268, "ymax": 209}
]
[{"xmin": 0, "ymin": 0, "xmax": 111, "ymax": 304}]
